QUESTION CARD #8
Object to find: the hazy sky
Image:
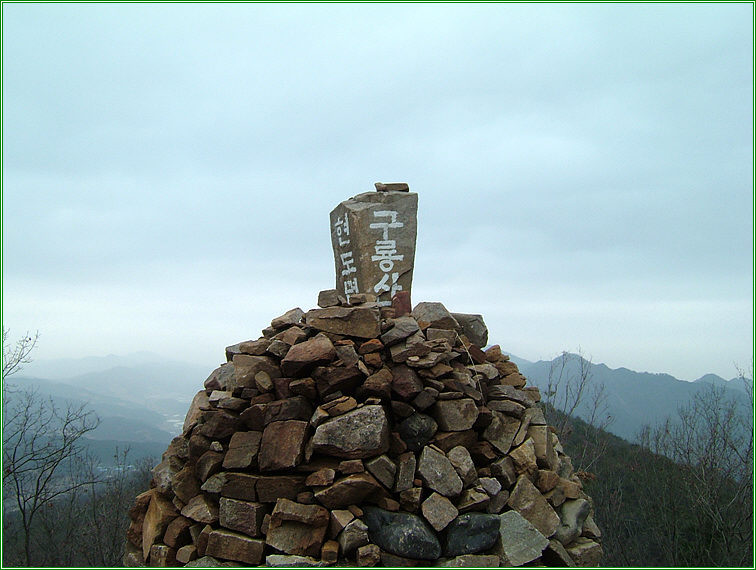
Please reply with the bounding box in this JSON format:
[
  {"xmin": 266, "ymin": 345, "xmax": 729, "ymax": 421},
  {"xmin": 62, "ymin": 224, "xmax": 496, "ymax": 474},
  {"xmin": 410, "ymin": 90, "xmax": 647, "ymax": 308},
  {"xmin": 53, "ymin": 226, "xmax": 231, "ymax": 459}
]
[{"xmin": 2, "ymin": 3, "xmax": 753, "ymax": 381}]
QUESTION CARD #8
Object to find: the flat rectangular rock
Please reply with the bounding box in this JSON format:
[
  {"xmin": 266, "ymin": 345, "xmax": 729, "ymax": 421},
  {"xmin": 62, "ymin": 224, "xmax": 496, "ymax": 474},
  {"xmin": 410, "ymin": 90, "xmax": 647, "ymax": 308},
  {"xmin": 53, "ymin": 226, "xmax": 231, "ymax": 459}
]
[
  {"xmin": 330, "ymin": 190, "xmax": 417, "ymax": 306},
  {"xmin": 305, "ymin": 306, "xmax": 381, "ymax": 339}
]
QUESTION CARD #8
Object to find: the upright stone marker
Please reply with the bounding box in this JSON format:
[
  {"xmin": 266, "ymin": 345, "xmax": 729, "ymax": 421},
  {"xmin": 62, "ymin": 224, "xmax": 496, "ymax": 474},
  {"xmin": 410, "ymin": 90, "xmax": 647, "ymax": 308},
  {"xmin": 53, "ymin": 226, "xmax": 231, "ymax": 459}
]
[{"xmin": 330, "ymin": 183, "xmax": 418, "ymax": 306}]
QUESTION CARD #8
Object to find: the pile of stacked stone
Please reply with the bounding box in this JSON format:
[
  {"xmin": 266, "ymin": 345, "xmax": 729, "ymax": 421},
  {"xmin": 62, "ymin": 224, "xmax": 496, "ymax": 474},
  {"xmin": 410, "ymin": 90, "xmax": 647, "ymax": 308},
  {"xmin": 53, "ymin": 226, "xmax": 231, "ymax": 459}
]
[{"xmin": 124, "ymin": 293, "xmax": 603, "ymax": 568}]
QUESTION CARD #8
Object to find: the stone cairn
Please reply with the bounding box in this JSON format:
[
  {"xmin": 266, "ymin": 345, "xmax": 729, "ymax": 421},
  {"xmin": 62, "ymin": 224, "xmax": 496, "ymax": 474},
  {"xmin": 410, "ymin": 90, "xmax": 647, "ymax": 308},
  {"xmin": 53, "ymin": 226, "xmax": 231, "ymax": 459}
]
[{"xmin": 124, "ymin": 185, "xmax": 602, "ymax": 568}]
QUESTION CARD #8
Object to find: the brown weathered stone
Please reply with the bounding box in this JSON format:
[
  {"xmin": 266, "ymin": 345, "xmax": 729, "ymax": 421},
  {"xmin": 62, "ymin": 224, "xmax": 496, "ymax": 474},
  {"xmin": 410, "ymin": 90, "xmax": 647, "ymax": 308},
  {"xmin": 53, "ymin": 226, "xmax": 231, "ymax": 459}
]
[
  {"xmin": 264, "ymin": 396, "xmax": 313, "ymax": 425},
  {"xmin": 389, "ymin": 364, "xmax": 423, "ymax": 401},
  {"xmin": 508, "ymin": 475, "xmax": 560, "ymax": 537},
  {"xmin": 528, "ymin": 425, "xmax": 559, "ymax": 470},
  {"xmin": 205, "ymin": 529, "xmax": 265, "ymax": 565},
  {"xmin": 486, "ymin": 385, "xmax": 534, "ymax": 406},
  {"xmin": 313, "ymin": 364, "xmax": 365, "ymax": 398},
  {"xmin": 222, "ymin": 431, "xmax": 262, "ymax": 469},
  {"xmin": 490, "ymin": 455, "xmax": 518, "ymax": 488},
  {"xmin": 220, "ymin": 472, "xmax": 257, "ymax": 501},
  {"xmin": 259, "ymin": 420, "xmax": 308, "ymax": 471},
  {"xmin": 338, "ymin": 459, "xmax": 365, "ymax": 474},
  {"xmin": 181, "ymin": 494, "xmax": 219, "ymax": 525},
  {"xmin": 565, "ymin": 537, "xmax": 602, "ymax": 566},
  {"xmin": 195, "ymin": 525, "xmax": 212, "ymax": 557},
  {"xmin": 142, "ymin": 491, "xmax": 178, "ymax": 559},
  {"xmin": 487, "ymin": 399, "xmax": 526, "ymax": 418},
  {"xmin": 149, "ymin": 543, "xmax": 176, "ymax": 567},
  {"xmin": 256, "ymin": 475, "xmax": 307, "ymax": 502},
  {"xmin": 447, "ymin": 445, "xmax": 478, "ymax": 487},
  {"xmin": 175, "ymin": 544, "xmax": 197, "ymax": 564},
  {"xmin": 281, "ymin": 333, "xmax": 337, "ymax": 376},
  {"xmin": 381, "ymin": 316, "xmax": 421, "ymax": 346},
  {"xmin": 319, "ymin": 540, "xmax": 339, "ymax": 564},
  {"xmin": 365, "ymin": 454, "xmax": 396, "ymax": 489},
  {"xmin": 399, "ymin": 487, "xmax": 423, "ymax": 512},
  {"xmin": 163, "ymin": 515, "xmax": 192, "ymax": 548},
  {"xmin": 305, "ymin": 468, "xmax": 336, "ymax": 487},
  {"xmin": 184, "ymin": 391, "xmax": 211, "ymax": 432},
  {"xmin": 543, "ymin": 539, "xmax": 576, "ymax": 567},
  {"xmin": 483, "ymin": 411, "xmax": 521, "ymax": 454},
  {"xmin": 195, "ymin": 450, "xmax": 224, "ymax": 482},
  {"xmin": 536, "ymin": 469, "xmax": 561, "ymax": 493},
  {"xmin": 390, "ymin": 335, "xmax": 432, "ymax": 364},
  {"xmin": 477, "ymin": 470, "xmax": 498, "ymax": 488},
  {"xmin": 484, "ymin": 345, "xmax": 503, "ymax": 362},
  {"xmin": 318, "ymin": 289, "xmax": 345, "ymax": 308},
  {"xmin": 270, "ymin": 498, "xmax": 329, "ymax": 528},
  {"xmin": 392, "ymin": 290, "xmax": 412, "ymax": 317},
  {"xmin": 314, "ymin": 472, "xmax": 382, "ymax": 509},
  {"xmin": 232, "ymin": 354, "xmax": 282, "ymax": 390},
  {"xmin": 271, "ymin": 308, "xmax": 305, "ymax": 330},
  {"xmin": 359, "ymin": 368, "xmax": 393, "ymax": 399},
  {"xmin": 412, "ymin": 302, "xmax": 459, "ymax": 330},
  {"xmin": 393, "ymin": 452, "xmax": 417, "ymax": 493},
  {"xmin": 510, "ymin": 439, "xmax": 539, "ymax": 479},
  {"xmin": 219, "ymin": 497, "xmax": 266, "ymax": 537},
  {"xmin": 357, "ymin": 543, "xmax": 382, "ymax": 567},
  {"xmin": 322, "ymin": 395, "xmax": 358, "ymax": 416},
  {"xmin": 432, "ymin": 430, "xmax": 478, "ymax": 453},
  {"xmin": 338, "ymin": 518, "xmax": 371, "ymax": 555},
  {"xmin": 501, "ymin": 373, "xmax": 528, "ymax": 388},
  {"xmin": 451, "ymin": 313, "xmax": 488, "ymax": 347},
  {"xmin": 432, "ymin": 398, "xmax": 479, "ymax": 431},
  {"xmin": 456, "ymin": 486, "xmax": 490, "ymax": 513},
  {"xmin": 305, "ymin": 306, "xmax": 381, "ymax": 339},
  {"xmin": 421, "ymin": 492, "xmax": 458, "ymax": 531},
  {"xmin": 289, "ymin": 377, "xmax": 317, "ymax": 400},
  {"xmin": 328, "ymin": 509, "xmax": 355, "ymax": 539}
]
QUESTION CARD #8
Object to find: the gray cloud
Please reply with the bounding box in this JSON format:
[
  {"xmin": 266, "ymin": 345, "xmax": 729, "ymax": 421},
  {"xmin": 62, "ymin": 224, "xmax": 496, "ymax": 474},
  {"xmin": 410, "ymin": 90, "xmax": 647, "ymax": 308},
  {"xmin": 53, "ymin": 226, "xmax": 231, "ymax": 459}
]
[{"xmin": 2, "ymin": 3, "xmax": 752, "ymax": 380}]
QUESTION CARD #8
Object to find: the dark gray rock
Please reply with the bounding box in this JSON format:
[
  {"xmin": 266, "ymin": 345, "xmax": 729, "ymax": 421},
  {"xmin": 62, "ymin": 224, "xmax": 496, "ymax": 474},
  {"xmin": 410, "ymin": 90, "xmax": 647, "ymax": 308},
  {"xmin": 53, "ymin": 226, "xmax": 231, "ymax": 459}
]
[
  {"xmin": 444, "ymin": 513, "xmax": 500, "ymax": 557},
  {"xmin": 397, "ymin": 413, "xmax": 437, "ymax": 452},
  {"xmin": 363, "ymin": 506, "xmax": 441, "ymax": 560}
]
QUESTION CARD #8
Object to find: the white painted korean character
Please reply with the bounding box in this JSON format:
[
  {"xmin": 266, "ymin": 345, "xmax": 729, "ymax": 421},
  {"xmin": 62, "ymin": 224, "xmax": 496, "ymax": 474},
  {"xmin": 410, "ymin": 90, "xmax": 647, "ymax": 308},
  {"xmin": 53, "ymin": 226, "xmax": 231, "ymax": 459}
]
[
  {"xmin": 373, "ymin": 272, "xmax": 402, "ymax": 297},
  {"xmin": 371, "ymin": 240, "xmax": 404, "ymax": 272},
  {"xmin": 340, "ymin": 251, "xmax": 356, "ymax": 276},
  {"xmin": 369, "ymin": 210, "xmax": 403, "ymax": 240},
  {"xmin": 343, "ymin": 277, "xmax": 359, "ymax": 296},
  {"xmin": 334, "ymin": 215, "xmax": 351, "ymax": 246}
]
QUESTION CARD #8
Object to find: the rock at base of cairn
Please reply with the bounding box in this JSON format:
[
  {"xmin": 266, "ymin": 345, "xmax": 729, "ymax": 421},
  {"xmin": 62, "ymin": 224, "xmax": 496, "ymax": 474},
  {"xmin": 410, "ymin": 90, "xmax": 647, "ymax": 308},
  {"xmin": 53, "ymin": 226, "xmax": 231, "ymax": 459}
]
[{"xmin": 124, "ymin": 295, "xmax": 602, "ymax": 567}]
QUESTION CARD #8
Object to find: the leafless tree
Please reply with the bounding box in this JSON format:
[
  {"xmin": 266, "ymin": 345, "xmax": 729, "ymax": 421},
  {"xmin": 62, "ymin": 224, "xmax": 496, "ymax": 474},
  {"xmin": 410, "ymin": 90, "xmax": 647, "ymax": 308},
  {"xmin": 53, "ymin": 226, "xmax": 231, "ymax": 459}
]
[
  {"xmin": 637, "ymin": 378, "xmax": 753, "ymax": 566},
  {"xmin": 2, "ymin": 329, "xmax": 101, "ymax": 566},
  {"xmin": 543, "ymin": 349, "xmax": 613, "ymax": 472},
  {"xmin": 3, "ymin": 328, "xmax": 39, "ymax": 379}
]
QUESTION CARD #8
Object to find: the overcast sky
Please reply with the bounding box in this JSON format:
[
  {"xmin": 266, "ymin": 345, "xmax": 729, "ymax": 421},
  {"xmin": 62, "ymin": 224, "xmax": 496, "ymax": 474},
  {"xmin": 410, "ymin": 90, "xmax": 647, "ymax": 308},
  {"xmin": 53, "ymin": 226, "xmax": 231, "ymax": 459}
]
[{"xmin": 2, "ymin": 3, "xmax": 753, "ymax": 381}]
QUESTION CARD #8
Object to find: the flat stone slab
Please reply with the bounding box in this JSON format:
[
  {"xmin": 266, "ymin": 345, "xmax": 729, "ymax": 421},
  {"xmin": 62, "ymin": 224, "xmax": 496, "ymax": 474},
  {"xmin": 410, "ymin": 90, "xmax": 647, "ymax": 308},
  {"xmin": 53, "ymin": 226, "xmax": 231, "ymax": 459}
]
[{"xmin": 305, "ymin": 306, "xmax": 381, "ymax": 339}]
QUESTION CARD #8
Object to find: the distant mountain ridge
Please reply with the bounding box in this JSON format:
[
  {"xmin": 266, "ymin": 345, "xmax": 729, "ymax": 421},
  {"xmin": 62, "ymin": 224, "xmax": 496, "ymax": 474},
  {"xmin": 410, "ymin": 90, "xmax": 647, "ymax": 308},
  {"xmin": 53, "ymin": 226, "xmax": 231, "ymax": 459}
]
[{"xmin": 510, "ymin": 352, "xmax": 752, "ymax": 442}]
